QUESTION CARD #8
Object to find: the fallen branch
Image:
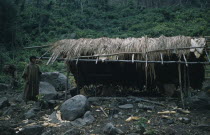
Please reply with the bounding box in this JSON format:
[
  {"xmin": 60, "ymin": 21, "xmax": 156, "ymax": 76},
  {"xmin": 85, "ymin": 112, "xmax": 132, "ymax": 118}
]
[
  {"xmin": 135, "ymin": 98, "xmax": 165, "ymax": 107},
  {"xmin": 100, "ymin": 107, "xmax": 108, "ymax": 117},
  {"xmin": 175, "ymin": 108, "xmax": 190, "ymax": 114},
  {"xmin": 158, "ymin": 111, "xmax": 176, "ymax": 114}
]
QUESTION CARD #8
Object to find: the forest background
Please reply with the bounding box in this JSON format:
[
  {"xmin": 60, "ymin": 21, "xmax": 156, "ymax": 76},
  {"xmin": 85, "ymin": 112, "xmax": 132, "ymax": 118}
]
[{"xmin": 0, "ymin": 0, "xmax": 209, "ymax": 89}]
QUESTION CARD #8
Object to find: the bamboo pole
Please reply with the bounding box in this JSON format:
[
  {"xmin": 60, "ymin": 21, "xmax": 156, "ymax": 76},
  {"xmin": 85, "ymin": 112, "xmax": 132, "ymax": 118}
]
[
  {"xmin": 24, "ymin": 45, "xmax": 51, "ymax": 49},
  {"xmin": 70, "ymin": 59, "xmax": 210, "ymax": 64},
  {"xmin": 40, "ymin": 57, "xmax": 210, "ymax": 64}
]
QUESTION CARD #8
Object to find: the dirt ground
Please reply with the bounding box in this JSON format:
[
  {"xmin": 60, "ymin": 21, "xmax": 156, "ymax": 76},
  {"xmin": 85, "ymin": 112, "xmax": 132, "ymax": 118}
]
[{"xmin": 0, "ymin": 88, "xmax": 210, "ymax": 135}]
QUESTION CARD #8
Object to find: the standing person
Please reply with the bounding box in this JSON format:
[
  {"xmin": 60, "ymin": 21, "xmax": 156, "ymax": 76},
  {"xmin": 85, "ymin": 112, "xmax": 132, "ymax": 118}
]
[{"xmin": 22, "ymin": 56, "xmax": 42, "ymax": 102}]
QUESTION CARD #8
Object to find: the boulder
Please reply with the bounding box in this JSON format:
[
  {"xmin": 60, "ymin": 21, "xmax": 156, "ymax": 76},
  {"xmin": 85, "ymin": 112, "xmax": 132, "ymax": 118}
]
[
  {"xmin": 49, "ymin": 111, "xmax": 60, "ymax": 123},
  {"xmin": 24, "ymin": 107, "xmax": 39, "ymax": 119},
  {"xmin": 39, "ymin": 82, "xmax": 57, "ymax": 100},
  {"xmin": 19, "ymin": 125, "xmax": 44, "ymax": 135},
  {"xmin": 0, "ymin": 97, "xmax": 10, "ymax": 109},
  {"xmin": 63, "ymin": 128, "xmax": 83, "ymax": 135},
  {"xmin": 70, "ymin": 111, "xmax": 95, "ymax": 127},
  {"xmin": 70, "ymin": 118, "xmax": 86, "ymax": 127},
  {"xmin": 60, "ymin": 95, "xmax": 89, "ymax": 121},
  {"xmin": 103, "ymin": 123, "xmax": 124, "ymax": 135},
  {"xmin": 41, "ymin": 72, "xmax": 70, "ymax": 91},
  {"xmin": 83, "ymin": 111, "xmax": 95, "ymax": 124}
]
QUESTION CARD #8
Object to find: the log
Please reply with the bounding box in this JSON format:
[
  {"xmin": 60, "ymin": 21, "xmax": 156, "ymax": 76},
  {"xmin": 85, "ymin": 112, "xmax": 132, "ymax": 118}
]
[{"xmin": 24, "ymin": 45, "xmax": 51, "ymax": 49}]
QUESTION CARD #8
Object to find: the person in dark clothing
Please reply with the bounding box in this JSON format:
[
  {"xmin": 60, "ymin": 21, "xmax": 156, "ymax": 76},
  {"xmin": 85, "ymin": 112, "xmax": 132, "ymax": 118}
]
[{"xmin": 22, "ymin": 56, "xmax": 42, "ymax": 102}]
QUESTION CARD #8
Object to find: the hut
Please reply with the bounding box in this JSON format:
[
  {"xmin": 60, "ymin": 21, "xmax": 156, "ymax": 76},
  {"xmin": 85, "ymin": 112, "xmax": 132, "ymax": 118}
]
[{"xmin": 46, "ymin": 36, "xmax": 209, "ymax": 98}]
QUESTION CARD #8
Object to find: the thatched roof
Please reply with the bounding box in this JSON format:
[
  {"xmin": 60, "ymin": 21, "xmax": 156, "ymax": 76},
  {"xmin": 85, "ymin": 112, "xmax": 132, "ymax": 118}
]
[{"xmin": 48, "ymin": 36, "xmax": 194, "ymax": 64}]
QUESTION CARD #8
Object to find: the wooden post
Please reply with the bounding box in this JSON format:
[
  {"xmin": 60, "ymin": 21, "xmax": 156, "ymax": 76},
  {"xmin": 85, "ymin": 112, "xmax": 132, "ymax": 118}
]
[
  {"xmin": 178, "ymin": 63, "xmax": 185, "ymax": 108},
  {"xmin": 65, "ymin": 63, "xmax": 70, "ymax": 100},
  {"xmin": 76, "ymin": 61, "xmax": 79, "ymax": 95},
  {"xmin": 205, "ymin": 49, "xmax": 210, "ymax": 62},
  {"xmin": 145, "ymin": 54, "xmax": 148, "ymax": 89},
  {"xmin": 187, "ymin": 66, "xmax": 191, "ymax": 97},
  {"xmin": 160, "ymin": 53, "xmax": 163, "ymax": 64},
  {"xmin": 184, "ymin": 65, "xmax": 187, "ymax": 97}
]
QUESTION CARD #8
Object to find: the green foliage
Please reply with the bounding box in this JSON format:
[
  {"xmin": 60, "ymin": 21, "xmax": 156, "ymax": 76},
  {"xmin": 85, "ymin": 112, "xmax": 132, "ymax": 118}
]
[
  {"xmin": 36, "ymin": 94, "xmax": 44, "ymax": 101},
  {"xmin": 136, "ymin": 117, "xmax": 148, "ymax": 128},
  {"xmin": 0, "ymin": 0, "xmax": 209, "ymax": 90}
]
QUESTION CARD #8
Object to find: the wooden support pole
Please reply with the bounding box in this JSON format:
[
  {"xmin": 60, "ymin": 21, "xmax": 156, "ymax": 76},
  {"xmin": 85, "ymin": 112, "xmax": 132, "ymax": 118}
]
[
  {"xmin": 76, "ymin": 58, "xmax": 79, "ymax": 65},
  {"xmin": 187, "ymin": 66, "xmax": 191, "ymax": 97},
  {"xmin": 178, "ymin": 63, "xmax": 185, "ymax": 108},
  {"xmin": 96, "ymin": 57, "xmax": 99, "ymax": 64},
  {"xmin": 145, "ymin": 54, "xmax": 148, "ymax": 89},
  {"xmin": 132, "ymin": 54, "xmax": 135, "ymax": 63},
  {"xmin": 145, "ymin": 54, "xmax": 148, "ymax": 67},
  {"xmin": 160, "ymin": 53, "xmax": 163, "ymax": 64},
  {"xmin": 184, "ymin": 65, "xmax": 187, "ymax": 97},
  {"xmin": 76, "ymin": 62, "xmax": 79, "ymax": 95},
  {"xmin": 205, "ymin": 49, "xmax": 210, "ymax": 62},
  {"xmin": 183, "ymin": 54, "xmax": 188, "ymax": 67},
  {"xmin": 65, "ymin": 70, "xmax": 70, "ymax": 100}
]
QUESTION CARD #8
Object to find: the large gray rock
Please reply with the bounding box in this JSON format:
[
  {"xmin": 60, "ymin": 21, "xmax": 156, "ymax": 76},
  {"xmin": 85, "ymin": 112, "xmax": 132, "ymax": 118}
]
[
  {"xmin": 0, "ymin": 97, "xmax": 10, "ymax": 109},
  {"xmin": 39, "ymin": 82, "xmax": 57, "ymax": 100},
  {"xmin": 60, "ymin": 95, "xmax": 89, "ymax": 121},
  {"xmin": 41, "ymin": 72, "xmax": 70, "ymax": 91}
]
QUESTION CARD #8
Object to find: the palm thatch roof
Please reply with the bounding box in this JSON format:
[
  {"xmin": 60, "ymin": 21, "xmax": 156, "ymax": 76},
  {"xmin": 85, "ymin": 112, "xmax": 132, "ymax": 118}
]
[{"xmin": 47, "ymin": 36, "xmax": 195, "ymax": 64}]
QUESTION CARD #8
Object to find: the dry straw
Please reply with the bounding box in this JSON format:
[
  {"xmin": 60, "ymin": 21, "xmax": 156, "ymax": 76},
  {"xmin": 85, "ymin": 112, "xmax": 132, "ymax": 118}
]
[{"xmin": 48, "ymin": 35, "xmax": 191, "ymax": 64}]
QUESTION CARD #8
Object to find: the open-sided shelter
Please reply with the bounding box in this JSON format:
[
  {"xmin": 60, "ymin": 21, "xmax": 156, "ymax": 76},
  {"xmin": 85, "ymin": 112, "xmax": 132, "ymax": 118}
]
[{"xmin": 47, "ymin": 36, "xmax": 209, "ymax": 97}]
